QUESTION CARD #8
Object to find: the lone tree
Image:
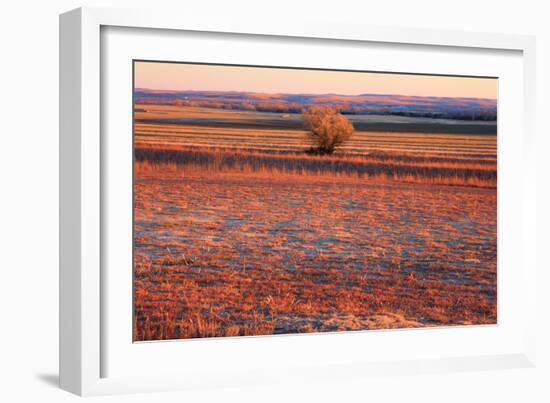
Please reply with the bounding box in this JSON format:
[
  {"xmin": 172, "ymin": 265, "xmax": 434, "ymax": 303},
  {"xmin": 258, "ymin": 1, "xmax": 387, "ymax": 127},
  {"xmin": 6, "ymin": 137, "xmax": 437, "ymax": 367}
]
[{"xmin": 303, "ymin": 106, "xmax": 354, "ymax": 155}]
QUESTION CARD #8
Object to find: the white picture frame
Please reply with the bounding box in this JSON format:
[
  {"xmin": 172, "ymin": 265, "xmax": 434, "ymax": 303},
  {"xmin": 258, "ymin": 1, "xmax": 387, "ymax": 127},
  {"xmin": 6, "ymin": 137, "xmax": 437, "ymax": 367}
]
[{"xmin": 59, "ymin": 6, "xmax": 537, "ymax": 396}]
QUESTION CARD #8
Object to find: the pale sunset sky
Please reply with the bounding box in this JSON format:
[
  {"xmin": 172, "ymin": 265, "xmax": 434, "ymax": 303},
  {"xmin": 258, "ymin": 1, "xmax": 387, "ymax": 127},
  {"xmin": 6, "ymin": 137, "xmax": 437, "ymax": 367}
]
[{"xmin": 134, "ymin": 61, "xmax": 497, "ymax": 100}]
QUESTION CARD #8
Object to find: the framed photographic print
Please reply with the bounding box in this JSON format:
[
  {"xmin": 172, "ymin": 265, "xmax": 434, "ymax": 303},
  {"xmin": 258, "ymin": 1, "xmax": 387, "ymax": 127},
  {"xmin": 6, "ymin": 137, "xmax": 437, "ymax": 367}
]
[
  {"xmin": 60, "ymin": 6, "xmax": 537, "ymax": 396},
  {"xmin": 132, "ymin": 60, "xmax": 499, "ymax": 341}
]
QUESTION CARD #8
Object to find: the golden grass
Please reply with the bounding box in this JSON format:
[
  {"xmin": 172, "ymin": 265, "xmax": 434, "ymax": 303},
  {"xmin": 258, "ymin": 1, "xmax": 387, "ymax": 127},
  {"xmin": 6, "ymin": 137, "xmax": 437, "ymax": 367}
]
[
  {"xmin": 135, "ymin": 146, "xmax": 496, "ymax": 188},
  {"xmin": 132, "ymin": 103, "xmax": 497, "ymax": 341},
  {"xmin": 133, "ymin": 167, "xmax": 496, "ymax": 341},
  {"xmin": 134, "ymin": 104, "xmax": 497, "ymax": 158}
]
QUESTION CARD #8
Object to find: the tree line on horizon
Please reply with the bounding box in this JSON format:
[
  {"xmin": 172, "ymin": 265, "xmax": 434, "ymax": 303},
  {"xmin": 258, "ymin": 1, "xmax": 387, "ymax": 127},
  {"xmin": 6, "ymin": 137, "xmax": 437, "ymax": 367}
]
[{"xmin": 134, "ymin": 93, "xmax": 497, "ymax": 121}]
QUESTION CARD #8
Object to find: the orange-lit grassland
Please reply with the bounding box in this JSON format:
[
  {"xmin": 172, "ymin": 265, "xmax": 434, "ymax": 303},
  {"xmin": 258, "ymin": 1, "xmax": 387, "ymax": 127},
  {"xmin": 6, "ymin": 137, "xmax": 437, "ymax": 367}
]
[{"xmin": 133, "ymin": 104, "xmax": 497, "ymax": 341}]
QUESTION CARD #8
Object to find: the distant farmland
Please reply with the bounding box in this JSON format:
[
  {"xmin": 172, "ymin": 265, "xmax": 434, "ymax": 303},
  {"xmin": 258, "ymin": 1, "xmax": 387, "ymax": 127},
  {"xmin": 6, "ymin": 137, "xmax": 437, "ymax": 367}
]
[
  {"xmin": 134, "ymin": 88, "xmax": 497, "ymax": 121},
  {"xmin": 133, "ymin": 100, "xmax": 497, "ymax": 341},
  {"xmin": 134, "ymin": 105, "xmax": 497, "ymax": 188}
]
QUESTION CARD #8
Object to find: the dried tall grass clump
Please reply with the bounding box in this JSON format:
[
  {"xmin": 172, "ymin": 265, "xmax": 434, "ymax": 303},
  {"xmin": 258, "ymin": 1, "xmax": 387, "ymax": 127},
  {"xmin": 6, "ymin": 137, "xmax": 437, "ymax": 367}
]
[{"xmin": 303, "ymin": 106, "xmax": 354, "ymax": 155}]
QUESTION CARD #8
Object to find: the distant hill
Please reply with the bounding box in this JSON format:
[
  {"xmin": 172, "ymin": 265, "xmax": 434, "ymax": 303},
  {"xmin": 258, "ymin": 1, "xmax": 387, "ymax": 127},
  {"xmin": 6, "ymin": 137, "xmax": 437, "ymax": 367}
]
[{"xmin": 134, "ymin": 89, "xmax": 497, "ymax": 121}]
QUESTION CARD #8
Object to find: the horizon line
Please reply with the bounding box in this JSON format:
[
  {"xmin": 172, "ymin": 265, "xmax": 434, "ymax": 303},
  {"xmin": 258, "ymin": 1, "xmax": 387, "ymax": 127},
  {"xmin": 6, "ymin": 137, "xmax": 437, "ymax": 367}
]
[{"xmin": 134, "ymin": 87, "xmax": 498, "ymax": 102}]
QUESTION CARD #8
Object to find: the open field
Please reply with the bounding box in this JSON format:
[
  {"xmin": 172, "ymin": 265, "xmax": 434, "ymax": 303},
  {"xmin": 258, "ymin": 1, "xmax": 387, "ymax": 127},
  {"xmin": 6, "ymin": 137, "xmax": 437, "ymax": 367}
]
[
  {"xmin": 133, "ymin": 103, "xmax": 497, "ymax": 341},
  {"xmin": 135, "ymin": 105, "xmax": 498, "ymax": 152},
  {"xmin": 135, "ymin": 105, "xmax": 497, "ymax": 187}
]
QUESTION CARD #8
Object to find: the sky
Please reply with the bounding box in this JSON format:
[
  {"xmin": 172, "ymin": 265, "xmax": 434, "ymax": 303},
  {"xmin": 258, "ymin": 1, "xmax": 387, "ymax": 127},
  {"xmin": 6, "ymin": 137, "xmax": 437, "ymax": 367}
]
[{"xmin": 134, "ymin": 61, "xmax": 497, "ymax": 100}]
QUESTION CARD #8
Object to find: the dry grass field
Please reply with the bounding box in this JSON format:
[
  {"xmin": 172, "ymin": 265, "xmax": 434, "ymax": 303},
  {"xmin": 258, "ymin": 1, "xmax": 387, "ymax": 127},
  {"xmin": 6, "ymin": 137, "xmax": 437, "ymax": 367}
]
[{"xmin": 133, "ymin": 104, "xmax": 497, "ymax": 341}]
